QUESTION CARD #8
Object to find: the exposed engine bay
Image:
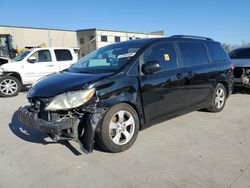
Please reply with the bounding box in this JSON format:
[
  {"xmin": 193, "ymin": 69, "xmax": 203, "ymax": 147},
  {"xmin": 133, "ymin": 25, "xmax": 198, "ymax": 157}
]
[{"xmin": 18, "ymin": 97, "xmax": 107, "ymax": 153}]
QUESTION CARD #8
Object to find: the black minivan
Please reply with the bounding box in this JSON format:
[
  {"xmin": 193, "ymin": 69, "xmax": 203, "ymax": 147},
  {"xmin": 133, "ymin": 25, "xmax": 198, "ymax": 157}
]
[{"xmin": 19, "ymin": 35, "xmax": 234, "ymax": 153}]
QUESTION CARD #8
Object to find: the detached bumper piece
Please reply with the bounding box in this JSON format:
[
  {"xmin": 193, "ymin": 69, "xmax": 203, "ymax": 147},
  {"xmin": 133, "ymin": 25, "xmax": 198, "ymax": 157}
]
[
  {"xmin": 18, "ymin": 106, "xmax": 98, "ymax": 153},
  {"xmin": 18, "ymin": 107, "xmax": 80, "ymax": 140}
]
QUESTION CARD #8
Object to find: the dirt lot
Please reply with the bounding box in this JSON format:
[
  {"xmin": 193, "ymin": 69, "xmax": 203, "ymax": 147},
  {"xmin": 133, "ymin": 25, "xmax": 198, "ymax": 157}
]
[{"xmin": 0, "ymin": 88, "xmax": 250, "ymax": 188}]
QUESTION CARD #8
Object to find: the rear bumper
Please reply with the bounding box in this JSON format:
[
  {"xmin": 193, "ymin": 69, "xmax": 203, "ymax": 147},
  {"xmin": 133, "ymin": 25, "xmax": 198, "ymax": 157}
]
[{"xmin": 18, "ymin": 106, "xmax": 80, "ymax": 137}]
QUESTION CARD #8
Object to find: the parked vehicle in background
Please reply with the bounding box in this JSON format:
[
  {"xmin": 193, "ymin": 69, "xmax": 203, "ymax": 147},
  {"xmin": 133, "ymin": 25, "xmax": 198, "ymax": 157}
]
[
  {"xmin": 18, "ymin": 36, "xmax": 234, "ymax": 153},
  {"xmin": 0, "ymin": 47, "xmax": 78, "ymax": 97},
  {"xmin": 230, "ymin": 47, "xmax": 250, "ymax": 86}
]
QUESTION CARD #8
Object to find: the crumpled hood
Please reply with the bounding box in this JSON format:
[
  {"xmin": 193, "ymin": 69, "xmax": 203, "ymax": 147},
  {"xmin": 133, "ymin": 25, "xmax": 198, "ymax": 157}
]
[
  {"xmin": 231, "ymin": 59, "xmax": 250, "ymax": 68},
  {"xmin": 28, "ymin": 71, "xmax": 111, "ymax": 98}
]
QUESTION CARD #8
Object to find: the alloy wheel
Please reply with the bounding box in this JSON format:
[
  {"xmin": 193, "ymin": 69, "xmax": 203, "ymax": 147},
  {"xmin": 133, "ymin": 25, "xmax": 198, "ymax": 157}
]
[
  {"xmin": 109, "ymin": 110, "xmax": 135, "ymax": 145},
  {"xmin": 215, "ymin": 88, "xmax": 225, "ymax": 109},
  {"xmin": 0, "ymin": 79, "xmax": 18, "ymax": 95}
]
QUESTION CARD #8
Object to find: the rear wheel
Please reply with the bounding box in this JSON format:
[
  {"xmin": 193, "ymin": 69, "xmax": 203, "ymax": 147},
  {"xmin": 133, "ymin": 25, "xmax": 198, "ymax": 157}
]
[
  {"xmin": 0, "ymin": 76, "xmax": 21, "ymax": 97},
  {"xmin": 207, "ymin": 83, "xmax": 227, "ymax": 112},
  {"xmin": 96, "ymin": 103, "xmax": 140, "ymax": 153}
]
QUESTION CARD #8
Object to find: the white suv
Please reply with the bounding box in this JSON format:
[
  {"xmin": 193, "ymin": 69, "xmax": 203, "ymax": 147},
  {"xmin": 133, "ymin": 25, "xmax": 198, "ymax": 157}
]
[{"xmin": 0, "ymin": 47, "xmax": 78, "ymax": 97}]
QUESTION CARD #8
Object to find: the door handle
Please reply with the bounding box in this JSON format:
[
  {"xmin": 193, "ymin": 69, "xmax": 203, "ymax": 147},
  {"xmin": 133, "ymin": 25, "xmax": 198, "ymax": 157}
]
[
  {"xmin": 46, "ymin": 65, "xmax": 54, "ymax": 67},
  {"xmin": 176, "ymin": 73, "xmax": 183, "ymax": 79}
]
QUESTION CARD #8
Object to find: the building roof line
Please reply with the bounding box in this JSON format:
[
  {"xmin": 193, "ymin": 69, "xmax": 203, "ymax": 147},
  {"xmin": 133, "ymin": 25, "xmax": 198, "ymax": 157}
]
[
  {"xmin": 0, "ymin": 25, "xmax": 165, "ymax": 36},
  {"xmin": 77, "ymin": 28, "xmax": 165, "ymax": 36},
  {"xmin": 0, "ymin": 25, "xmax": 75, "ymax": 32}
]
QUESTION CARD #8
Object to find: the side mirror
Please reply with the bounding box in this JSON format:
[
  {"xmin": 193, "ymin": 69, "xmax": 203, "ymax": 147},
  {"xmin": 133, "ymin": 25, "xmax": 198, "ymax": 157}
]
[
  {"xmin": 142, "ymin": 61, "xmax": 161, "ymax": 74},
  {"xmin": 28, "ymin": 56, "xmax": 37, "ymax": 63}
]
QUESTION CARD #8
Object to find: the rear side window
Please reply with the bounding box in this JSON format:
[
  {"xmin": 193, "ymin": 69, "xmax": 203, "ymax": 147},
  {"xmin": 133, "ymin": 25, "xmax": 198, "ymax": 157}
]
[
  {"xmin": 143, "ymin": 42, "xmax": 177, "ymax": 71},
  {"xmin": 207, "ymin": 42, "xmax": 229, "ymax": 62},
  {"xmin": 178, "ymin": 42, "xmax": 209, "ymax": 66},
  {"xmin": 230, "ymin": 48, "xmax": 250, "ymax": 59},
  {"xmin": 54, "ymin": 49, "xmax": 73, "ymax": 61}
]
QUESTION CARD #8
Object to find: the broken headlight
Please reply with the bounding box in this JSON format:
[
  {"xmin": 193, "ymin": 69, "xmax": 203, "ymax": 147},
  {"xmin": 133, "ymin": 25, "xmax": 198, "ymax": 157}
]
[{"xmin": 45, "ymin": 88, "xmax": 95, "ymax": 111}]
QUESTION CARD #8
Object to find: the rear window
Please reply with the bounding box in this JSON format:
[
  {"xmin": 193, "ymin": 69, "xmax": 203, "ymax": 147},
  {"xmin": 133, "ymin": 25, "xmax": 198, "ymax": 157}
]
[
  {"xmin": 230, "ymin": 48, "xmax": 250, "ymax": 59},
  {"xmin": 54, "ymin": 49, "xmax": 73, "ymax": 61},
  {"xmin": 207, "ymin": 42, "xmax": 229, "ymax": 62},
  {"xmin": 178, "ymin": 42, "xmax": 209, "ymax": 66}
]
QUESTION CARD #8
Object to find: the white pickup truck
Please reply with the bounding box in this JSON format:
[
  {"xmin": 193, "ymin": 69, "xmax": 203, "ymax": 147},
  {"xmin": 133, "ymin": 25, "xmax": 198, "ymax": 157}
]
[{"xmin": 0, "ymin": 47, "xmax": 78, "ymax": 97}]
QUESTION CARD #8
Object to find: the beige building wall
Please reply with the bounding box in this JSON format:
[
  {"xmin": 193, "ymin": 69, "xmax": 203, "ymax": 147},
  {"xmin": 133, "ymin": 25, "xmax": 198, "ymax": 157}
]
[
  {"xmin": 0, "ymin": 26, "xmax": 77, "ymax": 50},
  {"xmin": 1, "ymin": 26, "xmax": 165, "ymax": 58},
  {"xmin": 76, "ymin": 29, "xmax": 164, "ymax": 57},
  {"xmin": 96, "ymin": 29, "xmax": 164, "ymax": 48}
]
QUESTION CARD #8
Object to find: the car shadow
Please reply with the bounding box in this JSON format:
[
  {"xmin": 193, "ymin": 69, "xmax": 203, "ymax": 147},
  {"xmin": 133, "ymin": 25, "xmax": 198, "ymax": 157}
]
[
  {"xmin": 20, "ymin": 85, "xmax": 30, "ymax": 92},
  {"xmin": 9, "ymin": 111, "xmax": 82, "ymax": 156},
  {"xmin": 233, "ymin": 86, "xmax": 250, "ymax": 95}
]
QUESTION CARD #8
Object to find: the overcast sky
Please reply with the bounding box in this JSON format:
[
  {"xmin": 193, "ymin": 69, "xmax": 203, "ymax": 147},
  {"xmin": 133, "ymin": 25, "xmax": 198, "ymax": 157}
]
[{"xmin": 1, "ymin": 0, "xmax": 249, "ymax": 45}]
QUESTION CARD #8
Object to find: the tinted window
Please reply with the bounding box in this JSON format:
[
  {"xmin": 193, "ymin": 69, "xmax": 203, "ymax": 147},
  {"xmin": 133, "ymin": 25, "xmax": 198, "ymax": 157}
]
[
  {"xmin": 115, "ymin": 36, "xmax": 121, "ymax": 42},
  {"xmin": 29, "ymin": 50, "xmax": 52, "ymax": 63},
  {"xmin": 101, "ymin": 35, "xmax": 108, "ymax": 42},
  {"xmin": 207, "ymin": 42, "xmax": 229, "ymax": 62},
  {"xmin": 143, "ymin": 42, "xmax": 177, "ymax": 71},
  {"xmin": 129, "ymin": 37, "xmax": 133, "ymax": 40},
  {"xmin": 179, "ymin": 42, "xmax": 209, "ymax": 66},
  {"xmin": 230, "ymin": 48, "xmax": 250, "ymax": 59},
  {"xmin": 54, "ymin": 49, "xmax": 73, "ymax": 61}
]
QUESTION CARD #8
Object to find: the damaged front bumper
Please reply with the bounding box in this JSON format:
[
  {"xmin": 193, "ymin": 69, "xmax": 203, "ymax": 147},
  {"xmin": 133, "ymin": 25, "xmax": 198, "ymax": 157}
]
[
  {"xmin": 18, "ymin": 106, "xmax": 101, "ymax": 153},
  {"xmin": 18, "ymin": 107, "xmax": 80, "ymax": 138}
]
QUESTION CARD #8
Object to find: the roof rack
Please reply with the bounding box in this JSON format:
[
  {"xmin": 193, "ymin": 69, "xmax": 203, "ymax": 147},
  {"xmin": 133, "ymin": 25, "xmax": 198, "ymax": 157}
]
[{"xmin": 170, "ymin": 35, "xmax": 213, "ymax": 41}]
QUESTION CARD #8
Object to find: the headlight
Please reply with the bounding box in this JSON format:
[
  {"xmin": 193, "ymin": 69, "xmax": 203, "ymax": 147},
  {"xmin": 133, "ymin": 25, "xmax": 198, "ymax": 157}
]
[{"xmin": 45, "ymin": 88, "xmax": 95, "ymax": 111}]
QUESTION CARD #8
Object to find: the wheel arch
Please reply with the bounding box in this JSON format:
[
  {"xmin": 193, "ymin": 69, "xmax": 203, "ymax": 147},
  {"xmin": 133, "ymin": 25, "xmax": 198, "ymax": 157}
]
[
  {"xmin": 118, "ymin": 101, "xmax": 143, "ymax": 130},
  {"xmin": 5, "ymin": 72, "xmax": 23, "ymax": 84},
  {"xmin": 100, "ymin": 99, "xmax": 143, "ymax": 130},
  {"xmin": 219, "ymin": 81, "xmax": 229, "ymax": 98}
]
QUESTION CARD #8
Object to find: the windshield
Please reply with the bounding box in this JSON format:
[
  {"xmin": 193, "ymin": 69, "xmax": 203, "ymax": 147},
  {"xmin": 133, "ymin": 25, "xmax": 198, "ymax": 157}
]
[
  {"xmin": 69, "ymin": 42, "xmax": 144, "ymax": 74},
  {"xmin": 14, "ymin": 50, "xmax": 31, "ymax": 61},
  {"xmin": 230, "ymin": 48, "xmax": 250, "ymax": 59}
]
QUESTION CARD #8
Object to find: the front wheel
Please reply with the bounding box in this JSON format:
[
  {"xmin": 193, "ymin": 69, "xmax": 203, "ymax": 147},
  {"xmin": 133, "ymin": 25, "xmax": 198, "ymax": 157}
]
[
  {"xmin": 0, "ymin": 76, "xmax": 21, "ymax": 97},
  {"xmin": 96, "ymin": 103, "xmax": 140, "ymax": 153},
  {"xmin": 206, "ymin": 83, "xmax": 227, "ymax": 112}
]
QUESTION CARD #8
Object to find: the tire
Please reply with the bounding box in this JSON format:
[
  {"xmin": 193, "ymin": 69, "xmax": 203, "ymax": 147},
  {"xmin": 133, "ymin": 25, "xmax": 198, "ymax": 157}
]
[
  {"xmin": 206, "ymin": 83, "xmax": 227, "ymax": 112},
  {"xmin": 96, "ymin": 103, "xmax": 140, "ymax": 153},
  {"xmin": 0, "ymin": 76, "xmax": 21, "ymax": 97}
]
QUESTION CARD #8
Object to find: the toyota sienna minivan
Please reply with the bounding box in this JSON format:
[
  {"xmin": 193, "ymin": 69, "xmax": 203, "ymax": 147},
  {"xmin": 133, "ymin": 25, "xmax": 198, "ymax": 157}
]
[{"xmin": 19, "ymin": 35, "xmax": 234, "ymax": 153}]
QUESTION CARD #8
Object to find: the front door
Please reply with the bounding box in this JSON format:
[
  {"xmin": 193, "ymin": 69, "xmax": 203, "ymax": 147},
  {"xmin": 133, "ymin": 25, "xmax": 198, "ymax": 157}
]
[
  {"xmin": 24, "ymin": 49, "xmax": 58, "ymax": 84},
  {"xmin": 139, "ymin": 42, "xmax": 187, "ymax": 123}
]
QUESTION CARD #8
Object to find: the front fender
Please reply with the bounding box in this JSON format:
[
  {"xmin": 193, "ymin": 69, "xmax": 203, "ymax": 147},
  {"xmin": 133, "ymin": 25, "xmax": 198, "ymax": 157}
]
[
  {"xmin": 0, "ymin": 71, "xmax": 23, "ymax": 84},
  {"xmin": 79, "ymin": 91, "xmax": 142, "ymax": 153},
  {"xmin": 79, "ymin": 79, "xmax": 144, "ymax": 153}
]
